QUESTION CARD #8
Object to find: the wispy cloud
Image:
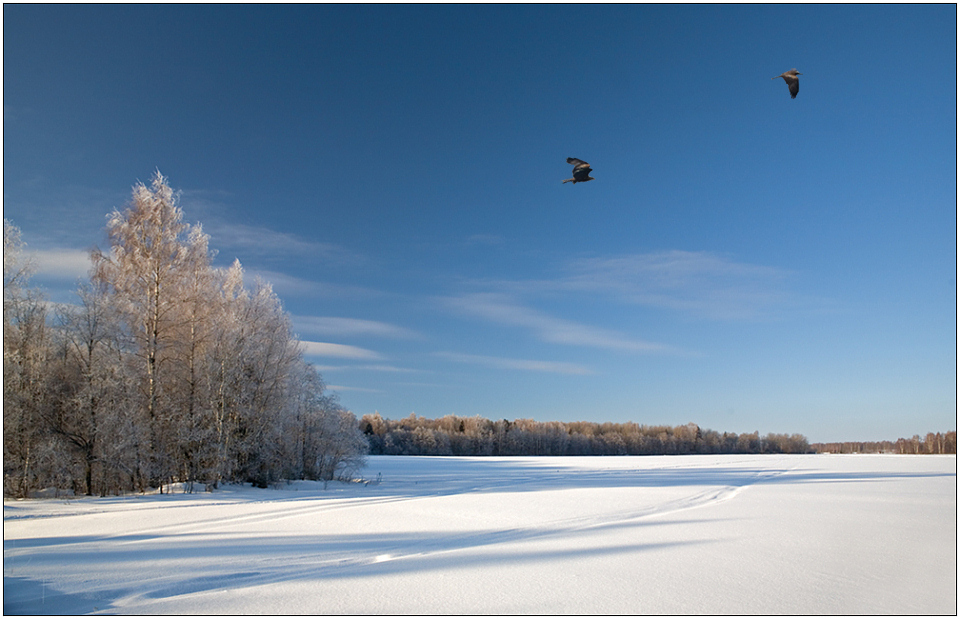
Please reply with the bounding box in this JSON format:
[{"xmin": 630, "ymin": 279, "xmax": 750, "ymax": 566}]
[
  {"xmin": 325, "ymin": 385, "xmax": 384, "ymax": 394},
  {"xmin": 436, "ymin": 250, "xmax": 804, "ymax": 356},
  {"xmin": 434, "ymin": 351, "xmax": 593, "ymax": 375},
  {"xmin": 313, "ymin": 364, "xmax": 417, "ymax": 373},
  {"xmin": 464, "ymin": 250, "xmax": 809, "ymax": 321},
  {"xmin": 299, "ymin": 341, "xmax": 385, "ymax": 360},
  {"xmin": 5, "ymin": 182, "xmax": 127, "ymax": 249},
  {"xmin": 391, "ymin": 381, "xmax": 456, "ymax": 389},
  {"xmin": 176, "ymin": 191, "xmax": 368, "ymax": 267},
  {"xmin": 207, "ymin": 222, "xmax": 366, "ymax": 267},
  {"xmin": 292, "ymin": 315, "xmax": 420, "ymax": 340},
  {"xmin": 243, "ymin": 268, "xmax": 383, "ymax": 300},
  {"xmin": 442, "ymin": 293, "xmax": 670, "ymax": 353},
  {"xmin": 557, "ymin": 251, "xmax": 796, "ymax": 320},
  {"xmin": 30, "ymin": 248, "xmax": 93, "ymax": 281}
]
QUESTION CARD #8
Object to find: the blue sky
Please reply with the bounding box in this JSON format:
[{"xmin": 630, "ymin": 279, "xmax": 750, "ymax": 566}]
[{"xmin": 4, "ymin": 4, "xmax": 956, "ymax": 442}]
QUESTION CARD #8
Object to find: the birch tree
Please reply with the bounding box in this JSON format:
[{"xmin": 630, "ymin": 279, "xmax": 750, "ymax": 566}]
[
  {"xmin": 4, "ymin": 176, "xmax": 369, "ymax": 496},
  {"xmin": 49, "ymin": 282, "xmax": 128, "ymax": 494},
  {"xmin": 3, "ymin": 220, "xmax": 52, "ymax": 496},
  {"xmin": 207, "ymin": 259, "xmax": 249, "ymax": 486},
  {"xmin": 92, "ymin": 172, "xmax": 214, "ymax": 489}
]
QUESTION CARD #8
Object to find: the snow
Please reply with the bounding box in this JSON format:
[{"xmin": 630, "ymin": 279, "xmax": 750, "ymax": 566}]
[{"xmin": 3, "ymin": 454, "xmax": 956, "ymax": 615}]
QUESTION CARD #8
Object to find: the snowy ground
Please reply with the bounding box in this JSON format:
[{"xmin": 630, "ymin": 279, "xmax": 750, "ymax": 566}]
[{"xmin": 3, "ymin": 454, "xmax": 956, "ymax": 615}]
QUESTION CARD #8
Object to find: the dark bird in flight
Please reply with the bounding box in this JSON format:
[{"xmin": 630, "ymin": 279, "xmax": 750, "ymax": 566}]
[
  {"xmin": 563, "ymin": 157, "xmax": 594, "ymax": 184},
  {"xmin": 773, "ymin": 69, "xmax": 802, "ymax": 99}
]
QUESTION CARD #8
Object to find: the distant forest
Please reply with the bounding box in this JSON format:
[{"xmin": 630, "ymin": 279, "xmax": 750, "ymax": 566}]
[
  {"xmin": 361, "ymin": 413, "xmax": 957, "ymax": 457},
  {"xmin": 360, "ymin": 413, "xmax": 812, "ymax": 456},
  {"xmin": 811, "ymin": 432, "xmax": 957, "ymax": 455}
]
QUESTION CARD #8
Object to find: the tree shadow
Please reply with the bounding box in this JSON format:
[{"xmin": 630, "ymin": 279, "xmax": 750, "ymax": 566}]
[
  {"xmin": 4, "ymin": 455, "xmax": 954, "ymax": 614},
  {"xmin": 4, "ymin": 515, "xmax": 723, "ymax": 614}
]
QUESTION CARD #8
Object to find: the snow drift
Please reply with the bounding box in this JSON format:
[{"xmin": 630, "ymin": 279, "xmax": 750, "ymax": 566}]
[{"xmin": 3, "ymin": 454, "xmax": 956, "ymax": 614}]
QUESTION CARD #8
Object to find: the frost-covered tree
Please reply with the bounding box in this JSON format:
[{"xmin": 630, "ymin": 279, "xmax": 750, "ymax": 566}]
[
  {"xmin": 3, "ymin": 220, "xmax": 53, "ymax": 496},
  {"xmin": 4, "ymin": 175, "xmax": 368, "ymax": 497},
  {"xmin": 3, "ymin": 219, "xmax": 33, "ymax": 305},
  {"xmin": 91, "ymin": 173, "xmax": 212, "ymax": 488},
  {"xmin": 205, "ymin": 259, "xmax": 250, "ymax": 486},
  {"xmin": 229, "ymin": 281, "xmax": 304, "ymax": 485},
  {"xmin": 48, "ymin": 282, "xmax": 129, "ymax": 495}
]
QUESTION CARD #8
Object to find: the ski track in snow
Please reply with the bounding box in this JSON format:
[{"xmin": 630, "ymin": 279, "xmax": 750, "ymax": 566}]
[
  {"xmin": 5, "ymin": 457, "xmax": 790, "ymax": 610},
  {"xmin": 108, "ymin": 463, "xmax": 792, "ymax": 604},
  {"xmin": 15, "ymin": 460, "xmax": 785, "ymax": 549},
  {"xmin": 4, "ymin": 454, "xmax": 955, "ymax": 615}
]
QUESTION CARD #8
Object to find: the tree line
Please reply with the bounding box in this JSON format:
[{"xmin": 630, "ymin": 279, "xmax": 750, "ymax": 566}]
[
  {"xmin": 359, "ymin": 412, "xmax": 812, "ymax": 456},
  {"xmin": 4, "ymin": 173, "xmax": 367, "ymax": 498},
  {"xmin": 811, "ymin": 432, "xmax": 957, "ymax": 455}
]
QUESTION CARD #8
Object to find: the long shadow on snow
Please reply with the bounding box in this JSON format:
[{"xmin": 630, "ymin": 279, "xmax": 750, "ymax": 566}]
[
  {"xmin": 3, "ymin": 576, "xmax": 119, "ymax": 615},
  {"xmin": 7, "ymin": 457, "xmax": 953, "ymax": 613},
  {"xmin": 4, "ymin": 515, "xmax": 721, "ymax": 613}
]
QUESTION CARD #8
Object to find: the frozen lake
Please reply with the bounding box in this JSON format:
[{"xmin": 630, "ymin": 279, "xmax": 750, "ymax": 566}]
[{"xmin": 3, "ymin": 454, "xmax": 956, "ymax": 614}]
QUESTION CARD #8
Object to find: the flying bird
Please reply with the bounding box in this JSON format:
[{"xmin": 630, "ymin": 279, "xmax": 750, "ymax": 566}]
[
  {"xmin": 562, "ymin": 157, "xmax": 594, "ymax": 184},
  {"xmin": 773, "ymin": 69, "xmax": 802, "ymax": 99}
]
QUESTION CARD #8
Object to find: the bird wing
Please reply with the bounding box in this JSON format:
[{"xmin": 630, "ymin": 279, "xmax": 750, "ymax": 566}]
[
  {"xmin": 572, "ymin": 165, "xmax": 592, "ymax": 181},
  {"xmin": 788, "ymin": 79, "xmax": 799, "ymax": 98},
  {"xmin": 567, "ymin": 157, "xmax": 588, "ymax": 167}
]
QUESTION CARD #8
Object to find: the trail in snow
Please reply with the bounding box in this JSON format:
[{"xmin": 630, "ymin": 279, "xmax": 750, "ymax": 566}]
[{"xmin": 4, "ymin": 454, "xmax": 955, "ymax": 615}]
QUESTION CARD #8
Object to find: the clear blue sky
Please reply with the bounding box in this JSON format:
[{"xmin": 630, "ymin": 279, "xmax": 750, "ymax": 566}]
[{"xmin": 4, "ymin": 4, "xmax": 956, "ymax": 442}]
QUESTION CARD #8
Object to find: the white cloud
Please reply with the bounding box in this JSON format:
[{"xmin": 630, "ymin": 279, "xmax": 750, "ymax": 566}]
[
  {"xmin": 434, "ymin": 351, "xmax": 593, "ymax": 375},
  {"xmin": 299, "ymin": 341, "xmax": 384, "ymax": 360},
  {"xmin": 442, "ymin": 293, "xmax": 670, "ymax": 353},
  {"xmin": 30, "ymin": 249, "xmax": 92, "ymax": 280},
  {"xmin": 292, "ymin": 315, "xmax": 420, "ymax": 340}
]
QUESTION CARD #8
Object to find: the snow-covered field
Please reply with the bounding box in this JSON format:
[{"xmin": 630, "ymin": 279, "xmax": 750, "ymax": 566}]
[{"xmin": 3, "ymin": 454, "xmax": 956, "ymax": 615}]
